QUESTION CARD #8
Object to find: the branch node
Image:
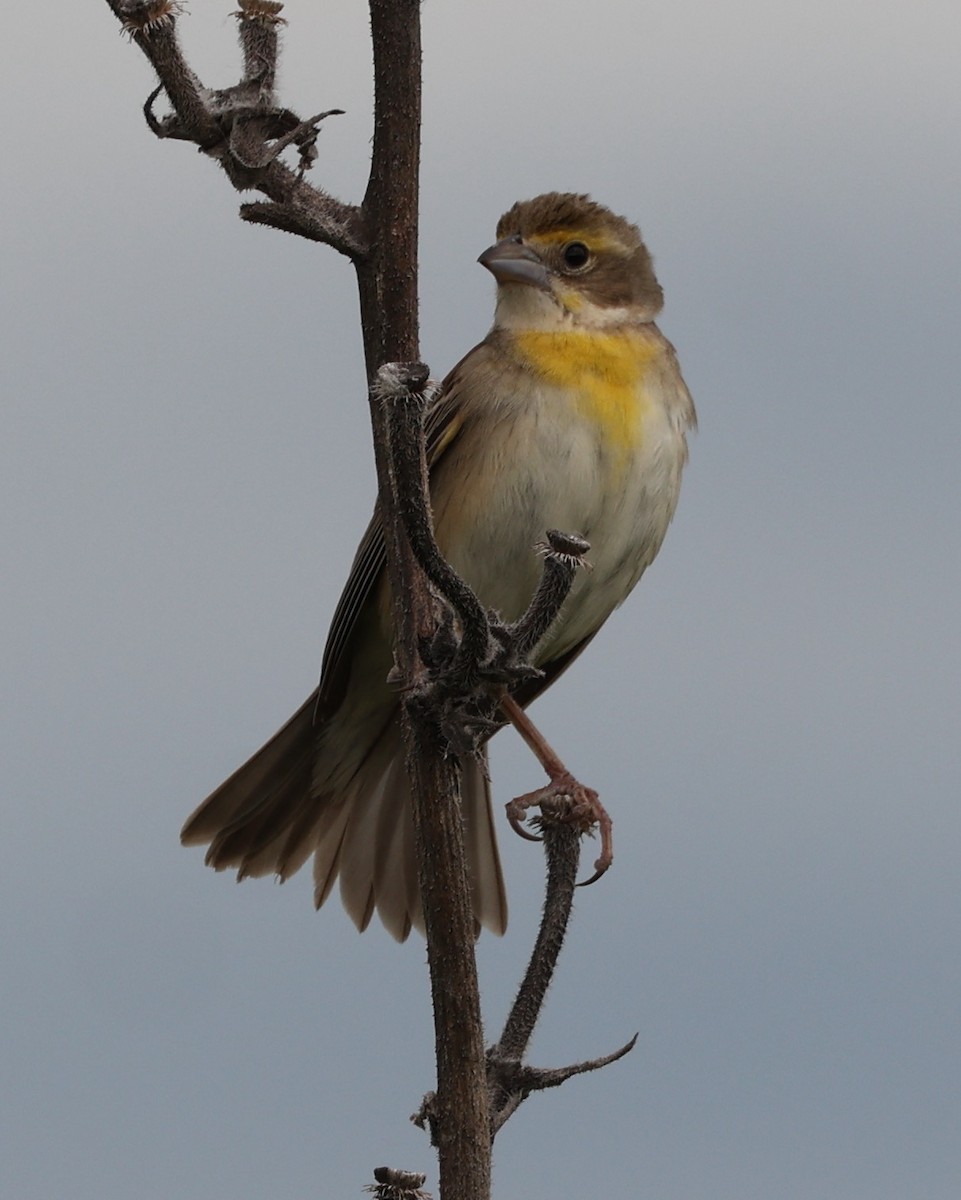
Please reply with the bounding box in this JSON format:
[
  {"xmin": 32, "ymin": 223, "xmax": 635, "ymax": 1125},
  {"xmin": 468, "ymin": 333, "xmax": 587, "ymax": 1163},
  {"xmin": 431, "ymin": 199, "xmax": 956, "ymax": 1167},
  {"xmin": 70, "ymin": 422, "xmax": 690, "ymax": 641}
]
[
  {"xmin": 487, "ymin": 1035, "xmax": 638, "ymax": 1136},
  {"xmin": 410, "ymin": 1091, "xmax": 439, "ymax": 1145}
]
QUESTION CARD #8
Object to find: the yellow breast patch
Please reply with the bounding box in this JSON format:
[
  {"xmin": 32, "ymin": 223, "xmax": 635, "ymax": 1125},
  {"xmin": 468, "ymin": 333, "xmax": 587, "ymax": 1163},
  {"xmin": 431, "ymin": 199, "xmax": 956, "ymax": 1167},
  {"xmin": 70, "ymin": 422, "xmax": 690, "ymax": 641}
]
[{"xmin": 513, "ymin": 329, "xmax": 660, "ymax": 457}]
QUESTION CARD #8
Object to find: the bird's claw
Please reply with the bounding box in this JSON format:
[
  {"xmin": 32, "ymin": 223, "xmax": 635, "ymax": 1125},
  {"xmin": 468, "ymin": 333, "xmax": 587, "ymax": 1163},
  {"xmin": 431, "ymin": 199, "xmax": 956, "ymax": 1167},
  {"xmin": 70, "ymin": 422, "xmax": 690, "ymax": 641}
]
[
  {"xmin": 505, "ymin": 791, "xmax": 545, "ymax": 842},
  {"xmin": 576, "ymin": 850, "xmax": 612, "ymax": 888},
  {"xmin": 572, "ymin": 786, "xmax": 613, "ymax": 886},
  {"xmin": 506, "ymin": 775, "xmax": 614, "ymax": 879}
]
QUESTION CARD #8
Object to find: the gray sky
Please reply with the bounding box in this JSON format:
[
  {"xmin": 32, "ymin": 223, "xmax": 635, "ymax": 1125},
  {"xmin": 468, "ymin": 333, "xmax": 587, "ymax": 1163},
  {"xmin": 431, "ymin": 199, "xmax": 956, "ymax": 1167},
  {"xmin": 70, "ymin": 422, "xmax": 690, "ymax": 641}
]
[{"xmin": 3, "ymin": 2, "xmax": 960, "ymax": 1197}]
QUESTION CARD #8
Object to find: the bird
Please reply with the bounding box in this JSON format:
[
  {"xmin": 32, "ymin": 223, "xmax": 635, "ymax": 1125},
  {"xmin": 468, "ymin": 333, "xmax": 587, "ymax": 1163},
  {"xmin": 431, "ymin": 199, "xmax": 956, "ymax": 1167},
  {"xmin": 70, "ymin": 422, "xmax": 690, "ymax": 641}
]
[{"xmin": 181, "ymin": 192, "xmax": 696, "ymax": 941}]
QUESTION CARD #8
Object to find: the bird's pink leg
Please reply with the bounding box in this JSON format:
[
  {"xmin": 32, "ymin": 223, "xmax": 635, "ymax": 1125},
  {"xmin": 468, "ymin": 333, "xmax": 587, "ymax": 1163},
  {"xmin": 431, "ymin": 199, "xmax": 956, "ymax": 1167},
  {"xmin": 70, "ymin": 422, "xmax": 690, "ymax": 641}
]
[{"xmin": 500, "ymin": 694, "xmax": 613, "ymax": 884}]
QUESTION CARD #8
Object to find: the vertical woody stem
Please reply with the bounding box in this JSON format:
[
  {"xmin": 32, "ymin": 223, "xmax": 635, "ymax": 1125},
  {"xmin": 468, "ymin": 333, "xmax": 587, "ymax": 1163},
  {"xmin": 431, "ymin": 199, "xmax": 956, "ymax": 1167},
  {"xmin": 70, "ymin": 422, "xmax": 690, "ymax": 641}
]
[{"xmin": 361, "ymin": 4, "xmax": 491, "ymax": 1197}]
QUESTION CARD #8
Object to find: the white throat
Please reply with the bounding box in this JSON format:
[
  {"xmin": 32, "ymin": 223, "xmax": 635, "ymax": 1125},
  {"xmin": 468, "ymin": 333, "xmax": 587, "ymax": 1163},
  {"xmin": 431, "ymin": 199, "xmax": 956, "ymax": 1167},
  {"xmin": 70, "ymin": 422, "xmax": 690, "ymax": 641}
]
[{"xmin": 492, "ymin": 282, "xmax": 655, "ymax": 332}]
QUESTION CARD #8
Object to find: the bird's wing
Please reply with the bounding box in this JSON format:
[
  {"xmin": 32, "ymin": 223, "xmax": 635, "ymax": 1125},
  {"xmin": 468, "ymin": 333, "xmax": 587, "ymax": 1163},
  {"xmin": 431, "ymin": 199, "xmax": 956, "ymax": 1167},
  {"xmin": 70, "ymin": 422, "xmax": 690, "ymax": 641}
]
[{"xmin": 316, "ymin": 346, "xmax": 483, "ymax": 715}]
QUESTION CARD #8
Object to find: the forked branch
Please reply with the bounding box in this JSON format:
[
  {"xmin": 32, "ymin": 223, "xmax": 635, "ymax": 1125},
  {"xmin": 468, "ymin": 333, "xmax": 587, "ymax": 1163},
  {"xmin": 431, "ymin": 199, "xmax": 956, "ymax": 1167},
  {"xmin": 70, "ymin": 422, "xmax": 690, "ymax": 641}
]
[
  {"xmin": 107, "ymin": 5, "xmax": 630, "ymax": 1196},
  {"xmin": 108, "ymin": 0, "xmax": 365, "ymax": 254},
  {"xmin": 379, "ymin": 365, "xmax": 634, "ymax": 1142}
]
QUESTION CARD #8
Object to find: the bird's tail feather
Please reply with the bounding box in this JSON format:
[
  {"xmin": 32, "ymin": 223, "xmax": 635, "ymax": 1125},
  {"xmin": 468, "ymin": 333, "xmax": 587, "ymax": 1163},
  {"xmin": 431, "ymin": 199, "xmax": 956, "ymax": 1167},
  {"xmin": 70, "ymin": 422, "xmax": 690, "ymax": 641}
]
[{"xmin": 180, "ymin": 691, "xmax": 508, "ymax": 941}]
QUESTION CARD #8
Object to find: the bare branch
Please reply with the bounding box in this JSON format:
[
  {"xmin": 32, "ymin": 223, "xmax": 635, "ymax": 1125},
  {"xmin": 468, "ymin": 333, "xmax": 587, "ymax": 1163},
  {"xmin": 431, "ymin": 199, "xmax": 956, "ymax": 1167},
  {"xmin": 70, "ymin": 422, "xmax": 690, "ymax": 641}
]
[
  {"xmin": 378, "ymin": 365, "xmax": 629, "ymax": 1147},
  {"xmin": 488, "ymin": 1035, "xmax": 639, "ymax": 1137},
  {"xmin": 380, "ymin": 372, "xmax": 593, "ymax": 784},
  {"xmin": 381, "ymin": 376, "xmax": 586, "ymax": 686},
  {"xmin": 108, "ymin": 6, "xmax": 630, "ymax": 1195},
  {"xmin": 238, "ymin": 194, "xmax": 360, "ymax": 252},
  {"xmin": 485, "ymin": 804, "xmax": 637, "ymax": 1137},
  {"xmin": 112, "ymin": 2, "xmax": 221, "ymax": 144},
  {"xmin": 505, "ymin": 532, "xmax": 591, "ymax": 662},
  {"xmin": 105, "ymin": 0, "xmax": 365, "ymax": 255},
  {"xmin": 495, "ymin": 802, "xmax": 581, "ymax": 1063},
  {"xmin": 234, "ymin": 0, "xmax": 286, "ymax": 98},
  {"xmin": 380, "ymin": 370, "xmax": 492, "ymax": 677},
  {"xmin": 228, "ymin": 109, "xmax": 343, "ymax": 171}
]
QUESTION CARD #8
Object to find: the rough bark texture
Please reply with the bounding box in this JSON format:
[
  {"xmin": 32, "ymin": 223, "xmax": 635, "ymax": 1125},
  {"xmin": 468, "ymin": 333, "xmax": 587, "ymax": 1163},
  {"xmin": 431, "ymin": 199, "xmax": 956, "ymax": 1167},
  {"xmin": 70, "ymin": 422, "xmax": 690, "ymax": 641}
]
[{"xmin": 361, "ymin": 7, "xmax": 491, "ymax": 1198}]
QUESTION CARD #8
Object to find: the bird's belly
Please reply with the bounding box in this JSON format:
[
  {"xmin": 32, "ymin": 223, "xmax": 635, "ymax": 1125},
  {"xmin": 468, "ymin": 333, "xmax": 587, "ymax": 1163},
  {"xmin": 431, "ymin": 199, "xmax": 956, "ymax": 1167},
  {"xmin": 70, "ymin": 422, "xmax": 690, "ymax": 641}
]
[{"xmin": 434, "ymin": 389, "xmax": 684, "ymax": 662}]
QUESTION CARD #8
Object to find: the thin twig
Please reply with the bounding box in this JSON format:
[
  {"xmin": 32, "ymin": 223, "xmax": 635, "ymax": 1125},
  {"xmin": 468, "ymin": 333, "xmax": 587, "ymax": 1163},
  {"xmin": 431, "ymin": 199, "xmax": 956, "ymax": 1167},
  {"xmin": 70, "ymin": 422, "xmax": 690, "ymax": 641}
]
[
  {"xmin": 486, "ymin": 803, "xmax": 637, "ymax": 1137},
  {"xmin": 495, "ymin": 805, "xmax": 581, "ymax": 1061},
  {"xmin": 504, "ymin": 532, "xmax": 591, "ymax": 662},
  {"xmin": 381, "ymin": 371, "xmax": 492, "ymax": 676}
]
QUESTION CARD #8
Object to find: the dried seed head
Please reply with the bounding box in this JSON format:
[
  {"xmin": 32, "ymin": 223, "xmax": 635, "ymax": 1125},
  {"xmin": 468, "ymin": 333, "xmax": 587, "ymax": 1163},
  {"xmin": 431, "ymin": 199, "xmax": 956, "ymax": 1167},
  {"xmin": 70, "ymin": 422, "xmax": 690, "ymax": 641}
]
[
  {"xmin": 119, "ymin": 0, "xmax": 183, "ymax": 38},
  {"xmin": 233, "ymin": 0, "xmax": 287, "ymax": 23},
  {"xmin": 365, "ymin": 1166, "xmax": 431, "ymax": 1200}
]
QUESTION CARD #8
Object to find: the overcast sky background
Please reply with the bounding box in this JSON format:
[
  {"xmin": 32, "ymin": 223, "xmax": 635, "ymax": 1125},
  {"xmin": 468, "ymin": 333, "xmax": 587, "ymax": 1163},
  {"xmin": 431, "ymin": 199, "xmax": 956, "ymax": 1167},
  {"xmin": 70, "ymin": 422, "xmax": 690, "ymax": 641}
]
[{"xmin": 2, "ymin": 2, "xmax": 960, "ymax": 1197}]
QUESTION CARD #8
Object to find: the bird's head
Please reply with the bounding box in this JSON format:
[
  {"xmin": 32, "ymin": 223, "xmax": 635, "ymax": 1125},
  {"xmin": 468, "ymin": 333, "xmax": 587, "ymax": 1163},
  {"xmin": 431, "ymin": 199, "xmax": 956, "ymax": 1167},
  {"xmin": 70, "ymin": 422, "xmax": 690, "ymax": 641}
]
[{"xmin": 479, "ymin": 192, "xmax": 663, "ymax": 331}]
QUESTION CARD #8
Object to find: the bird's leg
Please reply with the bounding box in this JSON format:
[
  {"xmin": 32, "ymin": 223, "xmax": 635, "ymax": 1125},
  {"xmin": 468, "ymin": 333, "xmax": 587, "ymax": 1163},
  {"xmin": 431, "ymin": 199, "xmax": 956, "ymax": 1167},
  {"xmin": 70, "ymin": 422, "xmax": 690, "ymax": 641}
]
[{"xmin": 500, "ymin": 694, "xmax": 613, "ymax": 884}]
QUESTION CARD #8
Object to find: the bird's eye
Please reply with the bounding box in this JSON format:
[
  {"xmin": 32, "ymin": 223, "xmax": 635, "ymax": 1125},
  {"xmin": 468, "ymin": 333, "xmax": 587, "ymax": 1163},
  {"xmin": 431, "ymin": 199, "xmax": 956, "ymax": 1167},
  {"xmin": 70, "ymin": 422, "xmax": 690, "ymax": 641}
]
[{"xmin": 561, "ymin": 241, "xmax": 591, "ymax": 270}]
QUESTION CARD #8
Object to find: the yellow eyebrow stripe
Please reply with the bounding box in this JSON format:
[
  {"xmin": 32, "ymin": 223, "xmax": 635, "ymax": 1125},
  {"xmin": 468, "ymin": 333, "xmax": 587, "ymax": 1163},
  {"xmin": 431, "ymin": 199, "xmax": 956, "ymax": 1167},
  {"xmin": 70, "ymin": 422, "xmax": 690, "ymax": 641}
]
[{"xmin": 530, "ymin": 228, "xmax": 624, "ymax": 253}]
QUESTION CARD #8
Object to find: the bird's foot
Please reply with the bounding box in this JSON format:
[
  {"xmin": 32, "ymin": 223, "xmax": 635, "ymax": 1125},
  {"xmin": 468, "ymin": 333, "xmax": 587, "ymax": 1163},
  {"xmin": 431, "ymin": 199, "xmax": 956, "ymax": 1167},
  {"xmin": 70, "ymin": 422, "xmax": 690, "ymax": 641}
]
[{"xmin": 506, "ymin": 771, "xmax": 613, "ymax": 885}]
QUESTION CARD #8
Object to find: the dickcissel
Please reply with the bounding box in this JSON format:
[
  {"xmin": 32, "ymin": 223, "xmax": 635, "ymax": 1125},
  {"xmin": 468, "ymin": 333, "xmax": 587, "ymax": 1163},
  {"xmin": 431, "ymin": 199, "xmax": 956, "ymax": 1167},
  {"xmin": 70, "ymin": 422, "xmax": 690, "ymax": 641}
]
[{"xmin": 182, "ymin": 192, "xmax": 696, "ymax": 940}]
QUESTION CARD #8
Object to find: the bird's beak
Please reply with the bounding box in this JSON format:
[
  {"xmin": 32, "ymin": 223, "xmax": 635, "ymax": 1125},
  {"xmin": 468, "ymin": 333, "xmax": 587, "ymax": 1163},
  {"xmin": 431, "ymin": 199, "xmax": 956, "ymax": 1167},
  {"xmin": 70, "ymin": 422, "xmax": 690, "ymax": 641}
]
[{"xmin": 478, "ymin": 236, "xmax": 551, "ymax": 291}]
